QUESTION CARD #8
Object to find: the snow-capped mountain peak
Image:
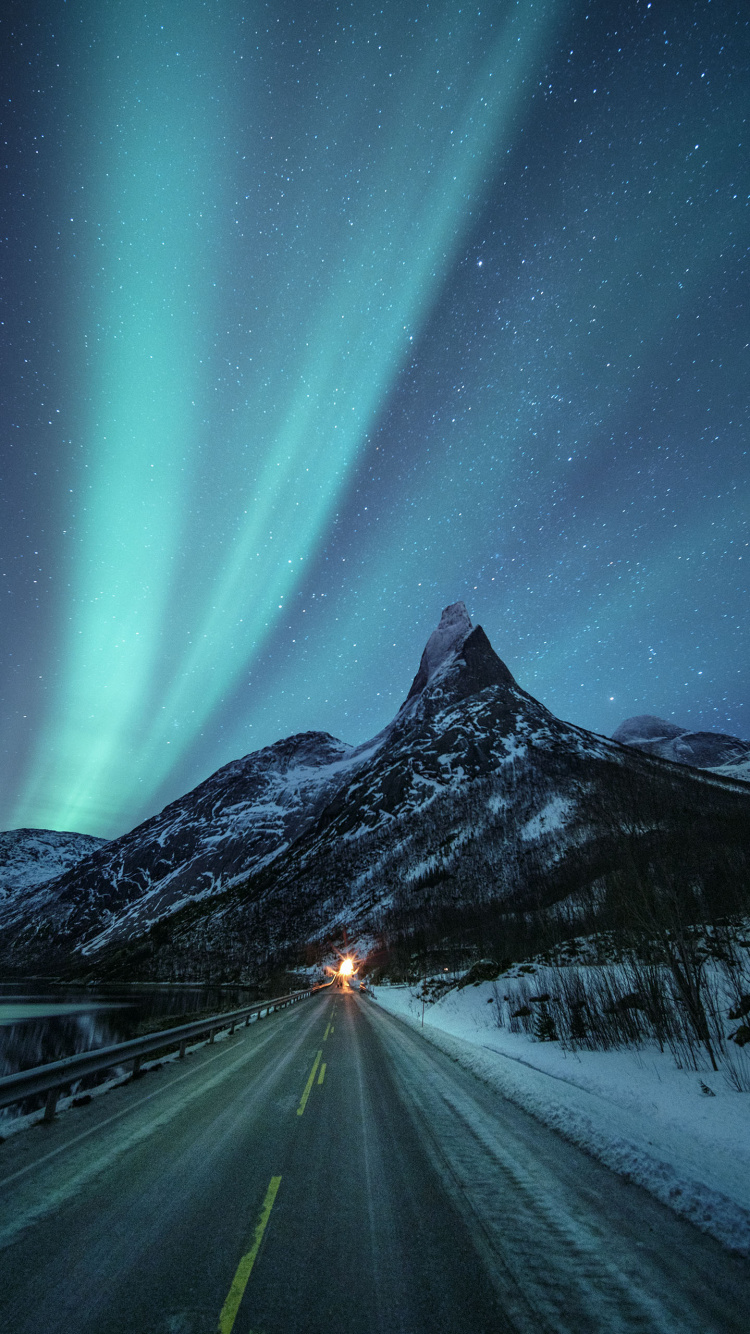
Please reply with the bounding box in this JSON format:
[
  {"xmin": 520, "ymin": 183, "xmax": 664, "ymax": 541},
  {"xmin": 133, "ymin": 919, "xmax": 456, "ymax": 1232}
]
[
  {"xmin": 405, "ymin": 601, "xmax": 474, "ymax": 699},
  {"xmin": 612, "ymin": 716, "xmax": 684, "ymax": 744},
  {"xmin": 612, "ymin": 714, "xmax": 750, "ymax": 777},
  {"xmin": 400, "ymin": 603, "xmax": 520, "ymax": 726}
]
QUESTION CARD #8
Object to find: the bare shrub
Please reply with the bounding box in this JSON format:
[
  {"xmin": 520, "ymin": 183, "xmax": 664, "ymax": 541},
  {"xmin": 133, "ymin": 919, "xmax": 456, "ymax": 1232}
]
[{"xmin": 494, "ymin": 944, "xmax": 750, "ymax": 1090}]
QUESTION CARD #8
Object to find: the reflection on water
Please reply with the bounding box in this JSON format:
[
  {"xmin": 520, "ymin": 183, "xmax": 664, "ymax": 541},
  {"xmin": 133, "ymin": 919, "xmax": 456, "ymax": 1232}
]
[{"xmin": 0, "ymin": 981, "xmax": 258, "ymax": 1121}]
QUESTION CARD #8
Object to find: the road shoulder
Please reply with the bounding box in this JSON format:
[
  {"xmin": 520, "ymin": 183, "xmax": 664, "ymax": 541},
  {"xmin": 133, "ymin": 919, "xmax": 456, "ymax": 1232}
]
[{"xmin": 368, "ymin": 985, "xmax": 750, "ymax": 1256}]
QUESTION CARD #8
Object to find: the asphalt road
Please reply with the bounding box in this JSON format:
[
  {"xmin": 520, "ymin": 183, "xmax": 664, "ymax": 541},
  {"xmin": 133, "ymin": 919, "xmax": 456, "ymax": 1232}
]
[{"xmin": 0, "ymin": 987, "xmax": 748, "ymax": 1333}]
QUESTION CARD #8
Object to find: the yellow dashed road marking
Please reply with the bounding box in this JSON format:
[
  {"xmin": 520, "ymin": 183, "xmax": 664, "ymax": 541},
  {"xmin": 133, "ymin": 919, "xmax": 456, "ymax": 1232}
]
[
  {"xmin": 296, "ymin": 1051, "xmax": 322, "ymax": 1116},
  {"xmin": 217, "ymin": 1175, "xmax": 281, "ymax": 1334}
]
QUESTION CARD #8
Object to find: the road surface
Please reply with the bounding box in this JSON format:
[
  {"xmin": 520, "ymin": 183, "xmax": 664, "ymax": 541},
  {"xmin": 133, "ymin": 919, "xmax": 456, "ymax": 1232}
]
[{"xmin": 0, "ymin": 988, "xmax": 748, "ymax": 1333}]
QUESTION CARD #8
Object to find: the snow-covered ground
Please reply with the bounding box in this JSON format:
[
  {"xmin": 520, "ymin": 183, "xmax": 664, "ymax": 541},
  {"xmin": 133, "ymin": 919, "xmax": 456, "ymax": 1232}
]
[{"xmin": 368, "ymin": 979, "xmax": 750, "ymax": 1254}]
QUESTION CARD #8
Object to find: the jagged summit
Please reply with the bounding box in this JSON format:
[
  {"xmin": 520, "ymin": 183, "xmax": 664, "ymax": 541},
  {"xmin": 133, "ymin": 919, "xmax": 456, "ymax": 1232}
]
[
  {"xmin": 403, "ymin": 601, "xmax": 518, "ymax": 710},
  {"xmin": 406, "ymin": 601, "xmax": 473, "ymax": 698}
]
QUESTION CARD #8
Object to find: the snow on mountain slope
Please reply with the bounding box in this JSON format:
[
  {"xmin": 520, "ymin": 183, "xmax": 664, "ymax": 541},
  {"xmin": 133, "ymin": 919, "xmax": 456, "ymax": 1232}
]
[
  {"xmin": 711, "ymin": 757, "xmax": 750, "ymax": 781},
  {"xmin": 613, "ymin": 714, "xmax": 750, "ymax": 777},
  {"xmin": 612, "ymin": 715, "xmax": 685, "ymax": 745},
  {"xmin": 0, "ymin": 829, "xmax": 108, "ymax": 904},
  {"xmin": 0, "ymin": 731, "xmax": 364, "ymax": 954}
]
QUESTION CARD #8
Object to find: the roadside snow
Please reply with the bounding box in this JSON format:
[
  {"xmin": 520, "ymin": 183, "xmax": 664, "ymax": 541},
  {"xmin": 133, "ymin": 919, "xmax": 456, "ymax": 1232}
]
[{"xmin": 368, "ymin": 981, "xmax": 750, "ymax": 1255}]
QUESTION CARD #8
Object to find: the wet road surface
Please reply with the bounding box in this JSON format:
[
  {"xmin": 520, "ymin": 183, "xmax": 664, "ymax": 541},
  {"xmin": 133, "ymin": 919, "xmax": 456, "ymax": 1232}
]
[{"xmin": 0, "ymin": 988, "xmax": 748, "ymax": 1333}]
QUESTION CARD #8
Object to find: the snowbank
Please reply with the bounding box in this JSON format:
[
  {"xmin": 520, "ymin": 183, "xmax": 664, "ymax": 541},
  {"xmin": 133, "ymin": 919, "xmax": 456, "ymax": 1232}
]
[{"xmin": 368, "ymin": 980, "xmax": 750, "ymax": 1254}]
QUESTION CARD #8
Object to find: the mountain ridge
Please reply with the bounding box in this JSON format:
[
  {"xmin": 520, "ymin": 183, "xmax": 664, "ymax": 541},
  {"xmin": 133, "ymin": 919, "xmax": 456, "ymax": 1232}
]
[
  {"xmin": 2, "ymin": 602, "xmax": 749, "ymax": 980},
  {"xmin": 613, "ymin": 713, "xmax": 750, "ymax": 779}
]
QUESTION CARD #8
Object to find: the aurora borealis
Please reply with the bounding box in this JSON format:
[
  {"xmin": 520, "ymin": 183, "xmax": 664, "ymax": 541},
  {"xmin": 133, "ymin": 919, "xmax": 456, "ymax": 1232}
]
[{"xmin": 2, "ymin": 0, "xmax": 748, "ymax": 838}]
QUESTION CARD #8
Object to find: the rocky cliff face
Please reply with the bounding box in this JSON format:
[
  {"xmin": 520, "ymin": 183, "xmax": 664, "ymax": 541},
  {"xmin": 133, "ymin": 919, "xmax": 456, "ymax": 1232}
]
[{"xmin": 2, "ymin": 604, "xmax": 750, "ymax": 980}]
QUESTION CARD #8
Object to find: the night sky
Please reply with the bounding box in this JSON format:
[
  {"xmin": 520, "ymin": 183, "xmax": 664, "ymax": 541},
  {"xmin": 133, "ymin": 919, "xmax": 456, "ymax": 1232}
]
[{"xmin": 2, "ymin": 0, "xmax": 748, "ymax": 839}]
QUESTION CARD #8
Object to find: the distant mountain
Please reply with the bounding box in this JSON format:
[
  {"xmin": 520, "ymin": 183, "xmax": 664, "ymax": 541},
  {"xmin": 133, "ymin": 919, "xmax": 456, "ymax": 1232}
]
[
  {"xmin": 612, "ymin": 715, "xmax": 750, "ymax": 779},
  {"xmin": 2, "ymin": 604, "xmax": 750, "ymax": 981},
  {"xmin": 0, "ymin": 828, "xmax": 108, "ymax": 902}
]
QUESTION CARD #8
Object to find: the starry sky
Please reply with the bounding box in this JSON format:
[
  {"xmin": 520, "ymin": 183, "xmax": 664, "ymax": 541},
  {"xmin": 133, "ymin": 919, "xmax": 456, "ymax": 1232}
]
[{"xmin": 1, "ymin": 0, "xmax": 748, "ymax": 839}]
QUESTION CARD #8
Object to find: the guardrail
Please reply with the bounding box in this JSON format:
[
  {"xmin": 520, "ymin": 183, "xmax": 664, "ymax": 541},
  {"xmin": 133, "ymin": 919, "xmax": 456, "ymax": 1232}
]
[{"xmin": 0, "ymin": 985, "xmax": 322, "ymax": 1123}]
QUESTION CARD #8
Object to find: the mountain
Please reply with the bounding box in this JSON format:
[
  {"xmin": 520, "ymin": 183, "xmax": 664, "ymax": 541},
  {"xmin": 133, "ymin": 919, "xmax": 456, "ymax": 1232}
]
[
  {"xmin": 0, "ymin": 828, "xmax": 108, "ymax": 904},
  {"xmin": 612, "ymin": 715, "xmax": 750, "ymax": 780},
  {"xmin": 2, "ymin": 603, "xmax": 750, "ymax": 981},
  {"xmin": 0, "ymin": 732, "xmax": 358, "ymax": 960}
]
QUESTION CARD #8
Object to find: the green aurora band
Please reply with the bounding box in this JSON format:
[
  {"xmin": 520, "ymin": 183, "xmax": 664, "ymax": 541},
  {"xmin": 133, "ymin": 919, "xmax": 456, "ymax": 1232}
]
[{"xmin": 12, "ymin": 0, "xmax": 567, "ymax": 835}]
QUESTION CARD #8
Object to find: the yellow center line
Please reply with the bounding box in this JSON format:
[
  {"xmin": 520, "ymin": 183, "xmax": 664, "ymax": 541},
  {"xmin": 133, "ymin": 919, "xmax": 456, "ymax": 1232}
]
[
  {"xmin": 296, "ymin": 1050, "xmax": 322, "ymax": 1116},
  {"xmin": 323, "ymin": 1022, "xmax": 331, "ymax": 1040},
  {"xmin": 317, "ymin": 1062, "xmax": 327, "ymax": 1085},
  {"xmin": 217, "ymin": 1175, "xmax": 281, "ymax": 1334}
]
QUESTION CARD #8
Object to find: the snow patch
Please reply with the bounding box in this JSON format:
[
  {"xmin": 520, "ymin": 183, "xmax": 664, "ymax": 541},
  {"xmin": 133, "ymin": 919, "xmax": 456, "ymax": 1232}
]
[
  {"xmin": 369, "ymin": 982, "xmax": 750, "ymax": 1254},
  {"xmin": 521, "ymin": 795, "xmax": 574, "ymax": 841}
]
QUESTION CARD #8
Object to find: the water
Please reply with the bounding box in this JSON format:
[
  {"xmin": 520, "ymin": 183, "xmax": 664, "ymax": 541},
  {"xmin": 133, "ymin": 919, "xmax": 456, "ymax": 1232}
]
[{"xmin": 0, "ymin": 980, "xmax": 260, "ymax": 1120}]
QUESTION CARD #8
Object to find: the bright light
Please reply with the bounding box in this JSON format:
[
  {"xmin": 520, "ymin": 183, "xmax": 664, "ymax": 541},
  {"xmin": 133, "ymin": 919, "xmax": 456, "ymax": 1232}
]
[{"xmin": 339, "ymin": 958, "xmax": 354, "ymax": 976}]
